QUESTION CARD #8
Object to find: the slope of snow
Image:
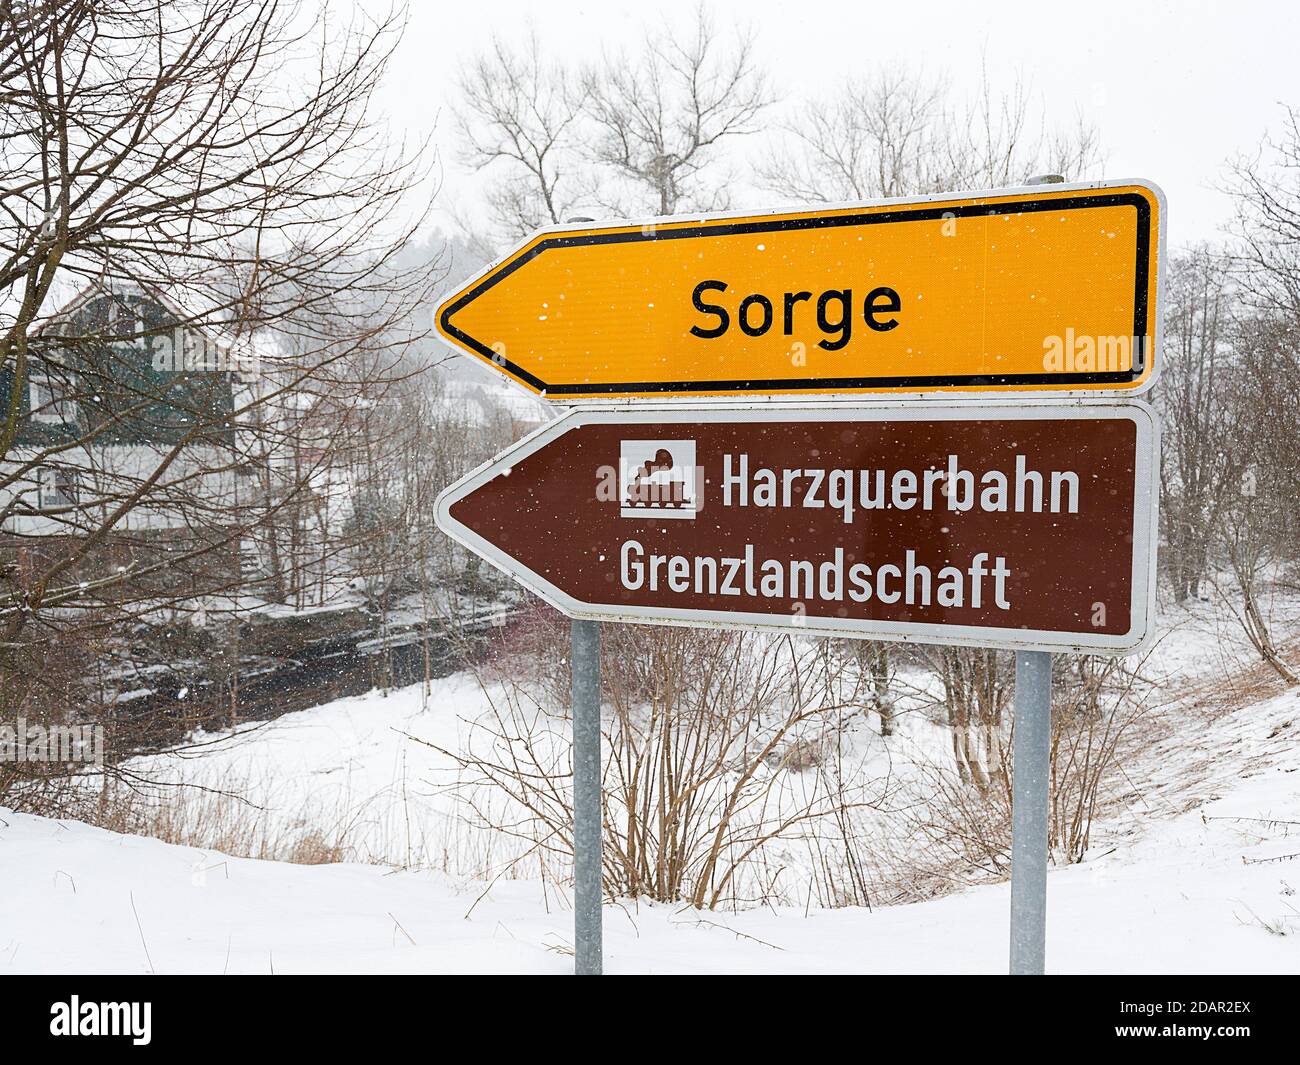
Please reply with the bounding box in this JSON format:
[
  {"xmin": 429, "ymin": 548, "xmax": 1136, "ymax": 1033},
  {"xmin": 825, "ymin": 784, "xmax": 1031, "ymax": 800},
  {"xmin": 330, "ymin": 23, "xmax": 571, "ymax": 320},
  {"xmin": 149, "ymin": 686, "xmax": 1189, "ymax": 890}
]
[
  {"xmin": 2, "ymin": 728, "xmax": 1297, "ymax": 974},
  {"xmin": 4, "ymin": 594, "xmax": 1297, "ymax": 973}
]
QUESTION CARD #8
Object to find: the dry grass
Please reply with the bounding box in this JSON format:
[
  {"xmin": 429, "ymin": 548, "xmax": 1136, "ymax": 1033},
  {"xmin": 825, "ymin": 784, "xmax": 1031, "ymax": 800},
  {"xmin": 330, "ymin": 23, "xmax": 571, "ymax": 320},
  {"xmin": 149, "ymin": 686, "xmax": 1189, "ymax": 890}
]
[
  {"xmin": 768, "ymin": 733, "xmax": 833, "ymax": 772},
  {"xmin": 88, "ymin": 780, "xmax": 360, "ymax": 865},
  {"xmin": 1078, "ymin": 627, "xmax": 1300, "ymax": 828},
  {"xmin": 1174, "ymin": 635, "xmax": 1300, "ymax": 720},
  {"xmin": 76, "ymin": 767, "xmax": 519, "ymax": 880}
]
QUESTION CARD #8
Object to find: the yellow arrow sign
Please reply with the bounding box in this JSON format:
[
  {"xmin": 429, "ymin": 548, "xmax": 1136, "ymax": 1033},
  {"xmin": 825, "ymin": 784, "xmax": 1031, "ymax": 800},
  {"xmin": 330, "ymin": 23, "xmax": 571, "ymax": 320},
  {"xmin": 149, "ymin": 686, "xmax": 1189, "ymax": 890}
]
[{"xmin": 437, "ymin": 180, "xmax": 1163, "ymax": 400}]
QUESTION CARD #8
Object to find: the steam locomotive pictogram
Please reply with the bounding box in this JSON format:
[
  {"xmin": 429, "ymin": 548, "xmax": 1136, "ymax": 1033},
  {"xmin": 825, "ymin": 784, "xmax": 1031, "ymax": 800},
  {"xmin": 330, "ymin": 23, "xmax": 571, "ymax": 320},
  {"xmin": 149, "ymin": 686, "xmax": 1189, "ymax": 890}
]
[{"xmin": 625, "ymin": 447, "xmax": 691, "ymax": 508}]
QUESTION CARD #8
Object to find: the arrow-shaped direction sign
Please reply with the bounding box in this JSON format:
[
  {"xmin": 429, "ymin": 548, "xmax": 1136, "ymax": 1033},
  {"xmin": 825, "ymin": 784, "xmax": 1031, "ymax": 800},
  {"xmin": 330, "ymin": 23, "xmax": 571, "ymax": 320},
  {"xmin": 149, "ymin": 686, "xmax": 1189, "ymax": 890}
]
[
  {"xmin": 435, "ymin": 402, "xmax": 1159, "ymax": 653},
  {"xmin": 436, "ymin": 180, "xmax": 1164, "ymax": 401}
]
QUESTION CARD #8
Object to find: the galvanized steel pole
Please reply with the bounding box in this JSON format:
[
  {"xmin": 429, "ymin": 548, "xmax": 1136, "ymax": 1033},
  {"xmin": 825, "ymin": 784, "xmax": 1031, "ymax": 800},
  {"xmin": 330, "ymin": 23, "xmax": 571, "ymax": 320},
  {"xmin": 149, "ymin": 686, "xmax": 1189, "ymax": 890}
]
[
  {"xmin": 1008, "ymin": 174, "xmax": 1064, "ymax": 978},
  {"xmin": 1009, "ymin": 649, "xmax": 1053, "ymax": 974},
  {"xmin": 570, "ymin": 617, "xmax": 603, "ymax": 975}
]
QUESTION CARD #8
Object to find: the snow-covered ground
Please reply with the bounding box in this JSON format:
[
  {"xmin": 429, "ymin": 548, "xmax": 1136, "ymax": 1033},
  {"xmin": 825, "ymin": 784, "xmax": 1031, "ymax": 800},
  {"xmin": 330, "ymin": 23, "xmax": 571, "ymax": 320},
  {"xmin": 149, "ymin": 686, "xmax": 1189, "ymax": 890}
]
[
  {"xmin": 2, "ymin": 593, "xmax": 1298, "ymax": 974},
  {"xmin": 1, "ymin": 733, "xmax": 1296, "ymax": 974}
]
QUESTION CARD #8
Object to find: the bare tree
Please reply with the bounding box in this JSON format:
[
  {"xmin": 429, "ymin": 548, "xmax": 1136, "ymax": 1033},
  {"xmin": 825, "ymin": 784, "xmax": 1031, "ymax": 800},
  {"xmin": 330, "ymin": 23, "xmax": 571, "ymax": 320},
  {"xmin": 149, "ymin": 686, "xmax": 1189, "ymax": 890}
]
[
  {"xmin": 760, "ymin": 69, "xmax": 949, "ymax": 202},
  {"xmin": 1217, "ymin": 488, "xmax": 1298, "ymax": 685},
  {"xmin": 454, "ymin": 6, "xmax": 770, "ymax": 234},
  {"xmin": 1212, "ymin": 312, "xmax": 1300, "ymax": 683},
  {"xmin": 581, "ymin": 5, "xmax": 770, "ymax": 216},
  {"xmin": 1228, "ymin": 104, "xmax": 1300, "ymax": 319},
  {"xmin": 1224, "ymin": 110, "xmax": 1300, "ymax": 546},
  {"xmin": 1156, "ymin": 247, "xmax": 1243, "ymax": 603},
  {"xmin": 455, "ymin": 30, "xmax": 588, "ymax": 239},
  {"xmin": 762, "ymin": 66, "xmax": 1100, "ymax": 203},
  {"xmin": 926, "ymin": 645, "xmax": 1012, "ymax": 793},
  {"xmin": 1217, "ymin": 106, "xmax": 1300, "ymax": 679},
  {"xmin": 0, "ymin": 0, "xmax": 440, "ymax": 803}
]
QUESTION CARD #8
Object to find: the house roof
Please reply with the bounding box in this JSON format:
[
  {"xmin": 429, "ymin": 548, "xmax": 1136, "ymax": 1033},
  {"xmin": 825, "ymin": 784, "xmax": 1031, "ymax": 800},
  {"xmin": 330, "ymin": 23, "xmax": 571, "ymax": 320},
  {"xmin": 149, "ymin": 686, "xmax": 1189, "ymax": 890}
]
[{"xmin": 19, "ymin": 274, "xmax": 278, "ymax": 379}]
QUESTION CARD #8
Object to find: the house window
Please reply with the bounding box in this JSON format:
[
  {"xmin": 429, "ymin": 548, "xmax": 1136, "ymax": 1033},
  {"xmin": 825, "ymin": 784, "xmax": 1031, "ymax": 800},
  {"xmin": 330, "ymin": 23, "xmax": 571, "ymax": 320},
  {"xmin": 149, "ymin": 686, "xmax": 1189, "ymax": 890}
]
[
  {"xmin": 38, "ymin": 467, "xmax": 78, "ymax": 508},
  {"xmin": 29, "ymin": 369, "xmax": 78, "ymax": 424}
]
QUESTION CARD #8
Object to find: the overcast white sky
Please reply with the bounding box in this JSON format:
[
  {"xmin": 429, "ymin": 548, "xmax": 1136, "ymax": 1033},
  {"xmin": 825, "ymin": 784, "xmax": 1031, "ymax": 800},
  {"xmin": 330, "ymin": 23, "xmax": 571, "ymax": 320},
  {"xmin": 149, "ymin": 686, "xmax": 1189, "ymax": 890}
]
[{"xmin": 376, "ymin": 0, "xmax": 1298, "ymax": 247}]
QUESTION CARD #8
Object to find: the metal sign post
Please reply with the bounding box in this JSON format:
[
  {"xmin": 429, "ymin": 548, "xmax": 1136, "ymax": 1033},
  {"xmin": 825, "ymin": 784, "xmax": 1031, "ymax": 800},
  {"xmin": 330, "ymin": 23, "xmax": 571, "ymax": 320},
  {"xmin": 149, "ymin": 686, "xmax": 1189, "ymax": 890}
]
[
  {"xmin": 570, "ymin": 618, "xmax": 603, "ymax": 975},
  {"xmin": 562, "ymin": 215, "xmax": 603, "ymax": 977},
  {"xmin": 1008, "ymin": 175, "xmax": 1061, "ymax": 977},
  {"xmin": 1009, "ymin": 649, "xmax": 1053, "ymax": 974}
]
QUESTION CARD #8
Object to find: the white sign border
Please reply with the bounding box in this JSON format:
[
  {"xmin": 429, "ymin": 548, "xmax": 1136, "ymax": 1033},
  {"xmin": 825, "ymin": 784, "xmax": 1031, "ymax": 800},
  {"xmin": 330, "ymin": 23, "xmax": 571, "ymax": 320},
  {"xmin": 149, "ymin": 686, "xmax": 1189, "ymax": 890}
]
[{"xmin": 435, "ymin": 399, "xmax": 1160, "ymax": 656}]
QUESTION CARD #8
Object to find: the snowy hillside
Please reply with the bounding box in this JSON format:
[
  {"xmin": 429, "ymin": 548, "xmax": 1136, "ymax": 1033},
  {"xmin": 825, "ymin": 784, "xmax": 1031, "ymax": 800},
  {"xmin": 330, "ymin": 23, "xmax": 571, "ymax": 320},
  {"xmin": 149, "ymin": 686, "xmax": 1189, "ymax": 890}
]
[
  {"xmin": 2, "ymin": 596, "xmax": 1297, "ymax": 975},
  {"xmin": 0, "ymin": 718, "xmax": 1296, "ymax": 974}
]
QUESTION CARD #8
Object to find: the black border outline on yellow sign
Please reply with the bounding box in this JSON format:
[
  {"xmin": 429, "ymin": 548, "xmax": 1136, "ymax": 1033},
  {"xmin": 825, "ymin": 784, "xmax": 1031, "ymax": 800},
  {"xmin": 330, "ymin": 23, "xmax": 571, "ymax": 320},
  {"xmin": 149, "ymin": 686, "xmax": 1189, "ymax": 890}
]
[{"xmin": 438, "ymin": 191, "xmax": 1152, "ymax": 396}]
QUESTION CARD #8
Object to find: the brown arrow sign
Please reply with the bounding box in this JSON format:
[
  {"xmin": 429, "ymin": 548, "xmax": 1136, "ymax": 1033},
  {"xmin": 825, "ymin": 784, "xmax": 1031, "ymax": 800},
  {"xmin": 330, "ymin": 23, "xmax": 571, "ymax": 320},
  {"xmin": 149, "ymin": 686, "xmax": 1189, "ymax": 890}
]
[{"xmin": 435, "ymin": 402, "xmax": 1158, "ymax": 653}]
